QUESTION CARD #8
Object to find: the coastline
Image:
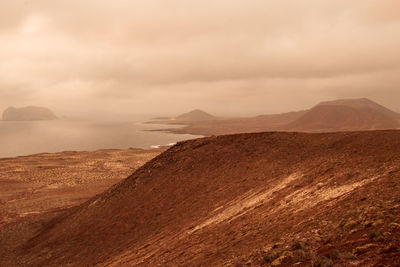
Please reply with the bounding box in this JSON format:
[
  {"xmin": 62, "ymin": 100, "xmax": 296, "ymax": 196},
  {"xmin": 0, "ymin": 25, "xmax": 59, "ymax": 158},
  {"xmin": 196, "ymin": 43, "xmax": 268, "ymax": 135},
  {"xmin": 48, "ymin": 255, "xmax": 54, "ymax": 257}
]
[
  {"xmin": 144, "ymin": 119, "xmax": 212, "ymax": 136},
  {"xmin": 145, "ymin": 127, "xmax": 210, "ymax": 136},
  {"xmin": 0, "ymin": 119, "xmax": 203, "ymax": 158},
  {"xmin": 143, "ymin": 119, "xmax": 210, "ymax": 137}
]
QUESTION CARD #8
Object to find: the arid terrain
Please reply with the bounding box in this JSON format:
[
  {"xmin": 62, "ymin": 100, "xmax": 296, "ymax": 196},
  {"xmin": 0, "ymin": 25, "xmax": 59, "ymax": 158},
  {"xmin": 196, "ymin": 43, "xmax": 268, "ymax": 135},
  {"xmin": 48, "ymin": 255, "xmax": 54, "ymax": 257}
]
[
  {"xmin": 2, "ymin": 0, "xmax": 400, "ymax": 265},
  {"xmin": 151, "ymin": 98, "xmax": 400, "ymax": 136},
  {"xmin": 0, "ymin": 148, "xmax": 164, "ymax": 258},
  {"xmin": 1, "ymin": 130, "xmax": 399, "ymax": 266}
]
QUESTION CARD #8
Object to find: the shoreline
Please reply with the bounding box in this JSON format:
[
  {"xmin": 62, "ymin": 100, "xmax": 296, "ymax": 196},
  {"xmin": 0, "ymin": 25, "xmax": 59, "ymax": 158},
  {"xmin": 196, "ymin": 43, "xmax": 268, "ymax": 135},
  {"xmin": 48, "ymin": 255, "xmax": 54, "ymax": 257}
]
[
  {"xmin": 0, "ymin": 119, "xmax": 203, "ymax": 159},
  {"xmin": 145, "ymin": 127, "xmax": 209, "ymax": 137},
  {"xmin": 144, "ymin": 119, "xmax": 212, "ymax": 136},
  {"xmin": 0, "ymin": 146, "xmax": 163, "ymax": 161}
]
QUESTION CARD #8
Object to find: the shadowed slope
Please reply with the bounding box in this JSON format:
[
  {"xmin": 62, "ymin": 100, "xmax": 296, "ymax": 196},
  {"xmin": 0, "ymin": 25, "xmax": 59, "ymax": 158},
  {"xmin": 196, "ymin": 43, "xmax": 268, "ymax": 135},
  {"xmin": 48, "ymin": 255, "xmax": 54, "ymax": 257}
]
[{"xmin": 5, "ymin": 131, "xmax": 400, "ymax": 266}]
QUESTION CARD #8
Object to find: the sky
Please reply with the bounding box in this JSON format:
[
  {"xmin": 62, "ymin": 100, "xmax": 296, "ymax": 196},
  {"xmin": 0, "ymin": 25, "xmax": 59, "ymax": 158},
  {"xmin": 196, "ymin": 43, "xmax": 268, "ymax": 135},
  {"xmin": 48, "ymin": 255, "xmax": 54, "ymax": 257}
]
[{"xmin": 0, "ymin": 0, "xmax": 399, "ymax": 118}]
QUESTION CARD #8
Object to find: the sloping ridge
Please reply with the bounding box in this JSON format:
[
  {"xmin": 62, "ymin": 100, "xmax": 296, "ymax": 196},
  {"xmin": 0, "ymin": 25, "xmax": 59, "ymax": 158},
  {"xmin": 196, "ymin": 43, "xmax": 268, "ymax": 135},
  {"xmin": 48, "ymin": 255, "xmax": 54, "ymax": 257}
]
[
  {"xmin": 7, "ymin": 131, "xmax": 400, "ymax": 266},
  {"xmin": 285, "ymin": 98, "xmax": 400, "ymax": 132}
]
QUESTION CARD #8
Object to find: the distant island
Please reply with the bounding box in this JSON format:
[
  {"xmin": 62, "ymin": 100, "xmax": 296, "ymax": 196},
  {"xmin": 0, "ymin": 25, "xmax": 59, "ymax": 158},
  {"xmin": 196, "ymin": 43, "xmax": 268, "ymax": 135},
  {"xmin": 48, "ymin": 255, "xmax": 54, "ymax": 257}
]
[
  {"xmin": 174, "ymin": 109, "xmax": 217, "ymax": 121},
  {"xmin": 151, "ymin": 109, "xmax": 217, "ymax": 122},
  {"xmin": 2, "ymin": 106, "xmax": 57, "ymax": 121}
]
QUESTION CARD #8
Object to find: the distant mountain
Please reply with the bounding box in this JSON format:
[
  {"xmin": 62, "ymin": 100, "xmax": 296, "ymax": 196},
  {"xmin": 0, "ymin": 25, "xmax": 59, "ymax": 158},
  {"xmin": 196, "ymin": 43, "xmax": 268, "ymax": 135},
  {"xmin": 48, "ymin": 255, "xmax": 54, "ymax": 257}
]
[
  {"xmin": 2, "ymin": 106, "xmax": 57, "ymax": 121},
  {"xmin": 175, "ymin": 109, "xmax": 216, "ymax": 121},
  {"xmin": 286, "ymin": 98, "xmax": 400, "ymax": 132},
  {"xmin": 152, "ymin": 98, "xmax": 400, "ymax": 136},
  {"xmin": 317, "ymin": 98, "xmax": 400, "ymax": 120}
]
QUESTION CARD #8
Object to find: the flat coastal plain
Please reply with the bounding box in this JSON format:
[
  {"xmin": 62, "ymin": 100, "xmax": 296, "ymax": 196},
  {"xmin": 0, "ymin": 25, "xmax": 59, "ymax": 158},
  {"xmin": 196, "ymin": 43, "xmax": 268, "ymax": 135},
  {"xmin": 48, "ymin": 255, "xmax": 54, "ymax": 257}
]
[{"xmin": 0, "ymin": 148, "xmax": 164, "ymax": 227}]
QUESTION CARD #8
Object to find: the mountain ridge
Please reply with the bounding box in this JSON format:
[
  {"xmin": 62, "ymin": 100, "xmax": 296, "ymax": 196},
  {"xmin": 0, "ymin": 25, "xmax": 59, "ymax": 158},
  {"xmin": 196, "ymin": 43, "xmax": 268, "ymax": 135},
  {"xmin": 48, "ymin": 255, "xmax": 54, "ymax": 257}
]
[{"xmin": 151, "ymin": 98, "xmax": 400, "ymax": 135}]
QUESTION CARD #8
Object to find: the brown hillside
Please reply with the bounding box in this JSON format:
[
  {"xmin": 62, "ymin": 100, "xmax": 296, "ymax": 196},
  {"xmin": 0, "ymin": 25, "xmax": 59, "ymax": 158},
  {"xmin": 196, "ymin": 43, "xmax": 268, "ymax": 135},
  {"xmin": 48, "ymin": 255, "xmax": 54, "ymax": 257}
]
[
  {"xmin": 285, "ymin": 98, "xmax": 400, "ymax": 132},
  {"xmin": 317, "ymin": 98, "xmax": 400, "ymax": 120},
  {"xmin": 285, "ymin": 104, "xmax": 400, "ymax": 132},
  {"xmin": 4, "ymin": 131, "xmax": 400, "ymax": 266}
]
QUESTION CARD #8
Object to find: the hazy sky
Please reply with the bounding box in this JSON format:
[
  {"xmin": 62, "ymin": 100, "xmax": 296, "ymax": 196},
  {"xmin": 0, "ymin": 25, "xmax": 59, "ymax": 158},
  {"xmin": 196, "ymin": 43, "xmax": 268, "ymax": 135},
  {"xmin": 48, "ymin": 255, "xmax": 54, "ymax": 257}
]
[{"xmin": 0, "ymin": 0, "xmax": 399, "ymax": 118}]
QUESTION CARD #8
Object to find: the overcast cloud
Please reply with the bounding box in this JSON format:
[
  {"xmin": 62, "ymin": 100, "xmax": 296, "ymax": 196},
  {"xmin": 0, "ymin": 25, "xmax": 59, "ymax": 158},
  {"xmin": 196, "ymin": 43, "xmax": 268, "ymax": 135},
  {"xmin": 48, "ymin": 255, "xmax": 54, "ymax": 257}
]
[{"xmin": 0, "ymin": 0, "xmax": 399, "ymax": 117}]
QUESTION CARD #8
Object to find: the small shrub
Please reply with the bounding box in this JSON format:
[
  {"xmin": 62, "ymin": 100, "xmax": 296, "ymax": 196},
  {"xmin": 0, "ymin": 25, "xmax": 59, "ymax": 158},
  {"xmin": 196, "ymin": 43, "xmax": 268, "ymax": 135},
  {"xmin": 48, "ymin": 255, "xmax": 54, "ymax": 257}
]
[
  {"xmin": 263, "ymin": 255, "xmax": 272, "ymax": 263},
  {"xmin": 291, "ymin": 241, "xmax": 303, "ymax": 250},
  {"xmin": 362, "ymin": 220, "xmax": 374, "ymax": 228},
  {"xmin": 332, "ymin": 249, "xmax": 340, "ymax": 259},
  {"xmin": 315, "ymin": 256, "xmax": 333, "ymax": 267},
  {"xmin": 293, "ymin": 249, "xmax": 308, "ymax": 262},
  {"xmin": 369, "ymin": 230, "xmax": 383, "ymax": 240},
  {"xmin": 343, "ymin": 220, "xmax": 359, "ymax": 231}
]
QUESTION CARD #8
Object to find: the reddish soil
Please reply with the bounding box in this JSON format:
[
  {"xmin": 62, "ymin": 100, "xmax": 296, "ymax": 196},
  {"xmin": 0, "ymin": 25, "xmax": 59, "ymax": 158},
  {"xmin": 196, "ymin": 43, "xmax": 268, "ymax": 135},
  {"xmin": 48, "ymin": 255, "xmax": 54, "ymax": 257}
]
[{"xmin": 2, "ymin": 130, "xmax": 399, "ymax": 266}]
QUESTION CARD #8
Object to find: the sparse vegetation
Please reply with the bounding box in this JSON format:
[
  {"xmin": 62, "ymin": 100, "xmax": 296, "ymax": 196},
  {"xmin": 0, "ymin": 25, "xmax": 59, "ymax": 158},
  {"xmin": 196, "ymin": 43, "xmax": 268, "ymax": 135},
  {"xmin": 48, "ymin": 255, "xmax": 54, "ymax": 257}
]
[
  {"xmin": 314, "ymin": 256, "xmax": 333, "ymax": 267},
  {"xmin": 370, "ymin": 230, "xmax": 384, "ymax": 240}
]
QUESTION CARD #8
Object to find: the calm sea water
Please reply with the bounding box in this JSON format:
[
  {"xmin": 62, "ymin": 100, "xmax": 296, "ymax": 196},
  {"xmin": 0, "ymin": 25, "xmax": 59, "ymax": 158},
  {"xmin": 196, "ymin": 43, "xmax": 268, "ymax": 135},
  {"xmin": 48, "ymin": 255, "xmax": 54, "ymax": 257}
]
[{"xmin": 0, "ymin": 119, "xmax": 201, "ymax": 158}]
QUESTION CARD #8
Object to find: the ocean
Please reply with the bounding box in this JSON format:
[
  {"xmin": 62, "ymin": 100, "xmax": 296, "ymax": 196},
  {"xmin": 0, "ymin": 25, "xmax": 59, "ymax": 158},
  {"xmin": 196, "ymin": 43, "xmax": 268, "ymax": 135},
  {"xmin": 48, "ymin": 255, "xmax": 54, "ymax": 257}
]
[{"xmin": 0, "ymin": 119, "xmax": 201, "ymax": 158}]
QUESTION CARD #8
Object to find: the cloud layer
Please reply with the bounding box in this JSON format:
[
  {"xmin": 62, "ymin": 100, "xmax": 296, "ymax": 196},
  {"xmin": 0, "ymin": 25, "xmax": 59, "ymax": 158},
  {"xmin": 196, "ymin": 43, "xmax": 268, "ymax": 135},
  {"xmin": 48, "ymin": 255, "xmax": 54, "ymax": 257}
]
[{"xmin": 1, "ymin": 0, "xmax": 399, "ymax": 117}]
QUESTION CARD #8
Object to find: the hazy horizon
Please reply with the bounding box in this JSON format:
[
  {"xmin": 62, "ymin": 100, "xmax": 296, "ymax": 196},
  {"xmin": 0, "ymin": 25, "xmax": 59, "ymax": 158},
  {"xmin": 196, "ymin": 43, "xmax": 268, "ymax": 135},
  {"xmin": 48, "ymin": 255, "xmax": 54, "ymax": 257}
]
[{"xmin": 1, "ymin": 1, "xmax": 400, "ymax": 118}]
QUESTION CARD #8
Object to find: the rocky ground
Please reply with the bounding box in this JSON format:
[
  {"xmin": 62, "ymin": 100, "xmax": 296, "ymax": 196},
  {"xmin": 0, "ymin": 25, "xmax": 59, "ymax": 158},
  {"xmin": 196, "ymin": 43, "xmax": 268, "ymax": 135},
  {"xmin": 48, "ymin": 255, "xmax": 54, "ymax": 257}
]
[{"xmin": 1, "ymin": 131, "xmax": 399, "ymax": 266}]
